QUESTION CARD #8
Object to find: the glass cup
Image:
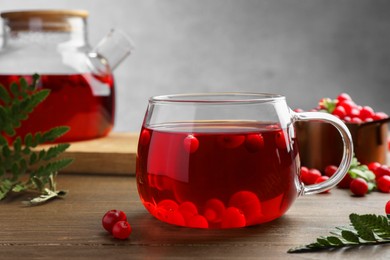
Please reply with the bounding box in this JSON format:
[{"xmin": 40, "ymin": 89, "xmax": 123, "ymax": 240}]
[{"xmin": 136, "ymin": 93, "xmax": 353, "ymax": 229}]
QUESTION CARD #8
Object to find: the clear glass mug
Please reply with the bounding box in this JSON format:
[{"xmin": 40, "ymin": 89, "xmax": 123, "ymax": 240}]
[{"xmin": 136, "ymin": 93, "xmax": 353, "ymax": 229}]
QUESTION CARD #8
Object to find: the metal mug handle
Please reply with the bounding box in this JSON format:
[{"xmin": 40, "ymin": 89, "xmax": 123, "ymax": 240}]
[{"xmin": 292, "ymin": 111, "xmax": 354, "ymax": 195}]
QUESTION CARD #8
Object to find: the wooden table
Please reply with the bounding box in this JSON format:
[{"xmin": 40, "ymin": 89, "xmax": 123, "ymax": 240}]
[{"xmin": 1, "ymin": 173, "xmax": 389, "ymax": 259}]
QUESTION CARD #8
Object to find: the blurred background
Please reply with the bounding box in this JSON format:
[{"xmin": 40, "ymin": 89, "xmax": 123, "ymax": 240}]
[{"xmin": 1, "ymin": 0, "xmax": 389, "ymax": 132}]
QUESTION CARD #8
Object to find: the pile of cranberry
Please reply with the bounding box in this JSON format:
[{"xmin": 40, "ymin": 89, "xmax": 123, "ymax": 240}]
[
  {"xmin": 296, "ymin": 93, "xmax": 390, "ymax": 196},
  {"xmin": 324, "ymin": 93, "xmax": 390, "ymax": 155},
  {"xmin": 295, "ymin": 92, "xmax": 389, "ymax": 123},
  {"xmin": 300, "ymin": 162, "xmax": 390, "ymax": 196}
]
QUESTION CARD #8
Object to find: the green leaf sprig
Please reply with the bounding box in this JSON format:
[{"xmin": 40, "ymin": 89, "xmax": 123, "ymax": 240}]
[
  {"xmin": 0, "ymin": 74, "xmax": 73, "ymax": 205},
  {"xmin": 347, "ymin": 156, "xmax": 377, "ymax": 192},
  {"xmin": 319, "ymin": 97, "xmax": 338, "ymax": 114},
  {"xmin": 288, "ymin": 213, "xmax": 390, "ymax": 253}
]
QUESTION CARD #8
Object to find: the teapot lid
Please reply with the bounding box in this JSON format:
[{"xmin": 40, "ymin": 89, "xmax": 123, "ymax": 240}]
[{"xmin": 0, "ymin": 10, "xmax": 89, "ymax": 31}]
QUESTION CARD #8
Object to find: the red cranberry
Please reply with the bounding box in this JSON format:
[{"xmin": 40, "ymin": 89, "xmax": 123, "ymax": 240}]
[
  {"xmin": 244, "ymin": 133, "xmax": 264, "ymax": 152},
  {"xmin": 377, "ymin": 175, "xmax": 390, "ymax": 193},
  {"xmin": 315, "ymin": 175, "xmax": 330, "ymax": 193},
  {"xmin": 178, "ymin": 201, "xmax": 198, "ymax": 221},
  {"xmin": 359, "ymin": 106, "xmax": 375, "ymax": 121},
  {"xmin": 337, "ymin": 93, "xmax": 352, "ymax": 102},
  {"xmin": 367, "ymin": 162, "xmax": 381, "ymax": 172},
  {"xmin": 350, "ymin": 178, "xmax": 369, "ymax": 196},
  {"xmin": 203, "ymin": 199, "xmax": 226, "ymax": 223},
  {"xmin": 183, "ymin": 135, "xmax": 199, "ymax": 153},
  {"xmin": 300, "ymin": 167, "xmax": 322, "ymax": 185},
  {"xmin": 275, "ymin": 130, "xmax": 287, "ymax": 149},
  {"xmin": 186, "ymin": 215, "xmax": 209, "ymax": 228},
  {"xmin": 374, "ymin": 165, "xmax": 390, "ymax": 180},
  {"xmin": 324, "ymin": 165, "xmax": 338, "ymax": 177},
  {"xmin": 229, "ymin": 191, "xmax": 262, "ymax": 226},
  {"xmin": 337, "ymin": 173, "xmax": 353, "ymax": 189},
  {"xmin": 112, "ymin": 220, "xmax": 132, "ymax": 240},
  {"xmin": 221, "ymin": 207, "xmax": 246, "ymax": 228},
  {"xmin": 139, "ymin": 129, "xmax": 151, "ymax": 146},
  {"xmin": 102, "ymin": 210, "xmax": 127, "ymax": 233},
  {"xmin": 373, "ymin": 112, "xmax": 388, "ymax": 120},
  {"xmin": 385, "ymin": 200, "xmax": 390, "ymax": 215}
]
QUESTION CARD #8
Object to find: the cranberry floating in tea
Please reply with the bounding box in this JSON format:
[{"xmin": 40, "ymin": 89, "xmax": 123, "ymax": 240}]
[
  {"xmin": 0, "ymin": 10, "xmax": 134, "ymax": 142},
  {"xmin": 136, "ymin": 93, "xmax": 354, "ymax": 229}
]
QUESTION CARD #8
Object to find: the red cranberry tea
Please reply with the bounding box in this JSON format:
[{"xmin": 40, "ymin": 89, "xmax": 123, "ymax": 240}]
[
  {"xmin": 0, "ymin": 74, "xmax": 114, "ymax": 142},
  {"xmin": 136, "ymin": 122, "xmax": 300, "ymax": 229}
]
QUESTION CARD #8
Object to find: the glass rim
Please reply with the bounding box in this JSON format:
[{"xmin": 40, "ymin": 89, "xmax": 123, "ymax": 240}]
[{"xmin": 150, "ymin": 92, "xmax": 285, "ymax": 104}]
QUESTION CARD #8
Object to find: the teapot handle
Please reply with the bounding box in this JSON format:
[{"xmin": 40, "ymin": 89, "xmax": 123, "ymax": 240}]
[
  {"xmin": 292, "ymin": 111, "xmax": 354, "ymax": 195},
  {"xmin": 92, "ymin": 29, "xmax": 135, "ymax": 71}
]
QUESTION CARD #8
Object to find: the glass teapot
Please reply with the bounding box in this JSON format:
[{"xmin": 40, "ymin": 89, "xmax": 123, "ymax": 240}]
[{"xmin": 0, "ymin": 10, "xmax": 133, "ymax": 142}]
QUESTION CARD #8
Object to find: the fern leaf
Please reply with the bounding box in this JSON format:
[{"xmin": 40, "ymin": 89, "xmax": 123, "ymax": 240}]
[
  {"xmin": 288, "ymin": 213, "xmax": 390, "ymax": 253},
  {"xmin": 0, "ymin": 85, "xmax": 11, "ymax": 104},
  {"xmin": 0, "ymin": 179, "xmax": 15, "ymax": 200},
  {"xmin": 41, "ymin": 126, "xmax": 70, "ymax": 143},
  {"xmin": 43, "ymin": 144, "xmax": 71, "ymax": 161},
  {"xmin": 350, "ymin": 214, "xmax": 390, "ymax": 239},
  {"xmin": 0, "ymin": 75, "xmax": 72, "ymax": 204}
]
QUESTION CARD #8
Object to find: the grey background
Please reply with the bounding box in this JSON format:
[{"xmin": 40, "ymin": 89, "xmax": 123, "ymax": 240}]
[{"xmin": 1, "ymin": 0, "xmax": 389, "ymax": 132}]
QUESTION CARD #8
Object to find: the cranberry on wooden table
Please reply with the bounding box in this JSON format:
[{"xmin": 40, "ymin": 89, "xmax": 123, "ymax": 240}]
[
  {"xmin": 102, "ymin": 210, "xmax": 132, "ymax": 239},
  {"xmin": 349, "ymin": 178, "xmax": 369, "ymax": 196},
  {"xmin": 102, "ymin": 210, "xmax": 127, "ymax": 233},
  {"xmin": 112, "ymin": 220, "xmax": 132, "ymax": 240}
]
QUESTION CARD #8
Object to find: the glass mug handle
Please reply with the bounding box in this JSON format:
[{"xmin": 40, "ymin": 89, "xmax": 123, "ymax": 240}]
[{"xmin": 292, "ymin": 111, "xmax": 354, "ymax": 195}]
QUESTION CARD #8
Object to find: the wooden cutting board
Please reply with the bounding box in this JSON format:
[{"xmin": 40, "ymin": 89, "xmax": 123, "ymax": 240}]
[{"xmin": 55, "ymin": 132, "xmax": 138, "ymax": 175}]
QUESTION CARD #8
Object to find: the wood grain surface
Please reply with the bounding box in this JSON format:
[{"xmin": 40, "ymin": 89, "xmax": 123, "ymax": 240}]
[
  {"xmin": 40, "ymin": 132, "xmax": 139, "ymax": 175},
  {"xmin": 1, "ymin": 174, "xmax": 389, "ymax": 259}
]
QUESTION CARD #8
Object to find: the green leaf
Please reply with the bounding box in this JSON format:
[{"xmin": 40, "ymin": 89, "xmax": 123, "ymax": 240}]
[
  {"xmin": 13, "ymin": 136, "xmax": 22, "ymax": 153},
  {"xmin": 11, "ymin": 163, "xmax": 19, "ymax": 176},
  {"xmin": 2, "ymin": 145, "xmax": 12, "ymax": 157},
  {"xmin": 32, "ymin": 132, "xmax": 42, "ymax": 147},
  {"xmin": 12, "ymin": 183, "xmax": 27, "ymax": 192},
  {"xmin": 341, "ymin": 230, "xmax": 360, "ymax": 243},
  {"xmin": 27, "ymin": 89, "xmax": 50, "ymax": 110},
  {"xmin": 24, "ymin": 133, "xmax": 33, "ymax": 147},
  {"xmin": 10, "ymin": 82, "xmax": 20, "ymax": 98},
  {"xmin": 319, "ymin": 98, "xmax": 338, "ymax": 113},
  {"xmin": 368, "ymin": 182, "xmax": 376, "ymax": 192},
  {"xmin": 19, "ymin": 77, "xmax": 28, "ymax": 92},
  {"xmin": 288, "ymin": 213, "xmax": 390, "ymax": 253},
  {"xmin": 0, "ymin": 85, "xmax": 11, "ymax": 104},
  {"xmin": 0, "ymin": 135, "xmax": 8, "ymax": 146},
  {"xmin": 0, "ymin": 74, "xmax": 72, "ymax": 204},
  {"xmin": 43, "ymin": 144, "xmax": 70, "ymax": 161},
  {"xmin": 349, "ymin": 168, "xmax": 375, "ymax": 182},
  {"xmin": 31, "ymin": 158, "xmax": 73, "ymax": 181},
  {"xmin": 326, "ymin": 236, "xmax": 344, "ymax": 245},
  {"xmin": 19, "ymin": 158, "xmax": 27, "ymax": 174},
  {"xmin": 351, "ymin": 214, "xmax": 390, "ymax": 239},
  {"xmin": 38, "ymin": 149, "xmax": 45, "ymax": 160},
  {"xmin": 0, "ymin": 179, "xmax": 15, "ymax": 200},
  {"xmin": 22, "ymin": 188, "xmax": 67, "ymax": 206},
  {"xmin": 43, "ymin": 158, "xmax": 74, "ymax": 176},
  {"xmin": 29, "ymin": 152, "xmax": 38, "ymax": 165},
  {"xmin": 41, "ymin": 126, "xmax": 70, "ymax": 142},
  {"xmin": 31, "ymin": 176, "xmax": 44, "ymax": 191},
  {"xmin": 316, "ymin": 237, "xmax": 331, "ymax": 246}
]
